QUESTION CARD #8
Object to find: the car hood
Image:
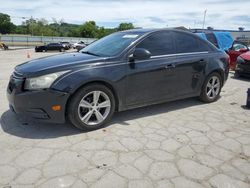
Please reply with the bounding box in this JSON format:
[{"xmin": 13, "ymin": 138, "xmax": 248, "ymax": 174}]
[
  {"xmin": 15, "ymin": 52, "xmax": 106, "ymax": 76},
  {"xmin": 240, "ymin": 51, "xmax": 250, "ymax": 61}
]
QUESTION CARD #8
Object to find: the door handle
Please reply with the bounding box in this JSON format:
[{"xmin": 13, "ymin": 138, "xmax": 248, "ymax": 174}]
[
  {"xmin": 165, "ymin": 64, "xmax": 175, "ymax": 69},
  {"xmin": 199, "ymin": 59, "xmax": 206, "ymax": 63}
]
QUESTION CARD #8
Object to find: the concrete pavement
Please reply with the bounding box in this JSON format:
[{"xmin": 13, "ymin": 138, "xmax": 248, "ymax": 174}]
[{"xmin": 0, "ymin": 49, "xmax": 250, "ymax": 188}]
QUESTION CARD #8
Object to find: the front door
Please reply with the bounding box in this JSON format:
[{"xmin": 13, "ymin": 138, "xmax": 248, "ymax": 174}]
[{"xmin": 125, "ymin": 31, "xmax": 177, "ymax": 106}]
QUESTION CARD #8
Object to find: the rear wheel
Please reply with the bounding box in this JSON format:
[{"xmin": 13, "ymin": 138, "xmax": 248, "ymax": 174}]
[
  {"xmin": 68, "ymin": 84, "xmax": 115, "ymax": 130},
  {"xmin": 200, "ymin": 72, "xmax": 222, "ymax": 103}
]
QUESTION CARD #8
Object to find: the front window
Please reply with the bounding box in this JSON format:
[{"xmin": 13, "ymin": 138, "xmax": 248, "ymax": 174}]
[
  {"xmin": 80, "ymin": 32, "xmax": 142, "ymax": 57},
  {"xmin": 136, "ymin": 31, "xmax": 175, "ymax": 56}
]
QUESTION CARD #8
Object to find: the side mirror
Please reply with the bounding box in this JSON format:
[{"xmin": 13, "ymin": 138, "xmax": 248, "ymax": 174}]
[
  {"xmin": 239, "ymin": 48, "xmax": 248, "ymax": 53},
  {"xmin": 130, "ymin": 48, "xmax": 151, "ymax": 62}
]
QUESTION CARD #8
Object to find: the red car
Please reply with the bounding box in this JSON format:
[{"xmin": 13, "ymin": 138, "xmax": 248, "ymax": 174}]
[
  {"xmin": 235, "ymin": 51, "xmax": 250, "ymax": 77},
  {"xmin": 227, "ymin": 41, "xmax": 249, "ymax": 70}
]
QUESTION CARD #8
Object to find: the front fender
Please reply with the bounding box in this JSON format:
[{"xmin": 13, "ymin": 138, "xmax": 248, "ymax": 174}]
[{"xmin": 51, "ymin": 62, "xmax": 127, "ymax": 110}]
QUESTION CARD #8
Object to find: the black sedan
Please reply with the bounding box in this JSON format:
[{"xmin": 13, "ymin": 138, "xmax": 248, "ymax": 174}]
[
  {"xmin": 35, "ymin": 43, "xmax": 67, "ymax": 52},
  {"xmin": 8, "ymin": 29, "xmax": 229, "ymax": 130}
]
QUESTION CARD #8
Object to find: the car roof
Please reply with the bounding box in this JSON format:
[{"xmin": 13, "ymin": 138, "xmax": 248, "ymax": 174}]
[{"xmin": 120, "ymin": 28, "xmax": 192, "ymax": 35}]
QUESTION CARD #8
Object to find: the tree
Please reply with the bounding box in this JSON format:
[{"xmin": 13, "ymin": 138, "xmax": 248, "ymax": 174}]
[
  {"xmin": 117, "ymin": 23, "xmax": 134, "ymax": 31},
  {"xmin": 0, "ymin": 14, "xmax": 135, "ymax": 38},
  {"xmin": 97, "ymin": 27, "xmax": 115, "ymax": 38},
  {"xmin": 0, "ymin": 13, "xmax": 15, "ymax": 34},
  {"xmin": 79, "ymin": 21, "xmax": 99, "ymax": 38}
]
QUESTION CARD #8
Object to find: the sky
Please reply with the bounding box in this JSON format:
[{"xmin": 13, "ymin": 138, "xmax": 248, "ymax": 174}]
[{"xmin": 1, "ymin": 0, "xmax": 250, "ymax": 30}]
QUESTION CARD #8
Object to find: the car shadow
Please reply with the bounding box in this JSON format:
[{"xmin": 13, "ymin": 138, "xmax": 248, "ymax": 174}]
[
  {"xmin": 230, "ymin": 75, "xmax": 250, "ymax": 82},
  {"xmin": 111, "ymin": 97, "xmax": 204, "ymax": 125},
  {"xmin": 0, "ymin": 110, "xmax": 81, "ymax": 139},
  {"xmin": 1, "ymin": 97, "xmax": 204, "ymax": 139}
]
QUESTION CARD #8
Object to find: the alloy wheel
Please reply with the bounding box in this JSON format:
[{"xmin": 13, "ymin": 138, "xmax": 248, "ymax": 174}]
[
  {"xmin": 206, "ymin": 76, "xmax": 220, "ymax": 99},
  {"xmin": 78, "ymin": 90, "xmax": 111, "ymax": 126}
]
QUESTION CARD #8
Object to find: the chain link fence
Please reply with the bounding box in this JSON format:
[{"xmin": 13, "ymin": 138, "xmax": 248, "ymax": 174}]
[{"xmin": 0, "ymin": 35, "xmax": 96, "ymax": 47}]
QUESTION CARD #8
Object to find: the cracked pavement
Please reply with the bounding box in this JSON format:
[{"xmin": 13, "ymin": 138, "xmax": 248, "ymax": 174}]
[{"xmin": 0, "ymin": 49, "xmax": 250, "ymax": 188}]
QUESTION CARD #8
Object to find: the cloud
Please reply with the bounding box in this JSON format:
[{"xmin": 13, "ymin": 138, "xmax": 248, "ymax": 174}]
[
  {"xmin": 1, "ymin": 0, "xmax": 250, "ymax": 30},
  {"xmin": 147, "ymin": 17, "xmax": 166, "ymax": 24}
]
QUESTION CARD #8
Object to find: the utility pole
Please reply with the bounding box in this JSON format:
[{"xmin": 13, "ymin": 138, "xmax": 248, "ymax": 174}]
[
  {"xmin": 202, "ymin": 9, "xmax": 207, "ymax": 30},
  {"xmin": 31, "ymin": 16, "xmax": 33, "ymax": 36}
]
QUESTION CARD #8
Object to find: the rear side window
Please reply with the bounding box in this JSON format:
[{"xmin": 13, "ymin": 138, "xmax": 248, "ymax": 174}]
[
  {"xmin": 205, "ymin": 33, "xmax": 219, "ymax": 48},
  {"xmin": 174, "ymin": 32, "xmax": 210, "ymax": 53},
  {"xmin": 136, "ymin": 31, "xmax": 175, "ymax": 56}
]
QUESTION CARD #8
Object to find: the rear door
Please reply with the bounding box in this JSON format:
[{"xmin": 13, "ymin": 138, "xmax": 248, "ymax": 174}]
[{"xmin": 172, "ymin": 31, "xmax": 212, "ymax": 96}]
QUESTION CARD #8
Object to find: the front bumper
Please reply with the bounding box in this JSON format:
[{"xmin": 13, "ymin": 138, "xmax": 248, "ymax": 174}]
[
  {"xmin": 7, "ymin": 75, "xmax": 70, "ymax": 123},
  {"xmin": 236, "ymin": 63, "xmax": 250, "ymax": 76}
]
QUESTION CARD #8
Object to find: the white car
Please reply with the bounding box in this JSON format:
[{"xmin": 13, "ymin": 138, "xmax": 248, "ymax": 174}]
[{"xmin": 73, "ymin": 41, "xmax": 86, "ymax": 49}]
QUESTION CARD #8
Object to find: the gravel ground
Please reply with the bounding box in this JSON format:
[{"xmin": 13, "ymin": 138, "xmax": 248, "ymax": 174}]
[{"xmin": 0, "ymin": 49, "xmax": 250, "ymax": 188}]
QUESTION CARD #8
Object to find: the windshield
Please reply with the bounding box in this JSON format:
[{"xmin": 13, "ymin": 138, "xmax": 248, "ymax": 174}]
[{"xmin": 80, "ymin": 32, "xmax": 142, "ymax": 57}]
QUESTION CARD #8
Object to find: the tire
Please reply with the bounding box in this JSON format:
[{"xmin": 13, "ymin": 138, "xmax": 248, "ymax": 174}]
[
  {"xmin": 67, "ymin": 84, "xmax": 115, "ymax": 130},
  {"xmin": 199, "ymin": 72, "xmax": 222, "ymax": 103},
  {"xmin": 234, "ymin": 71, "xmax": 241, "ymax": 78},
  {"xmin": 60, "ymin": 48, "xmax": 65, "ymax": 52}
]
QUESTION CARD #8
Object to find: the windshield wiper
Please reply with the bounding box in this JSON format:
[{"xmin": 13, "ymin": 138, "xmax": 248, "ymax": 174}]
[{"xmin": 81, "ymin": 51, "xmax": 100, "ymax": 57}]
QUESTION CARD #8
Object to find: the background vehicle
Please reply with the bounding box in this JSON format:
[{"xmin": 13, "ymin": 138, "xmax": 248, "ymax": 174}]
[
  {"xmin": 35, "ymin": 43, "xmax": 67, "ymax": 52},
  {"xmin": 227, "ymin": 41, "xmax": 249, "ymax": 70},
  {"xmin": 60, "ymin": 42, "xmax": 71, "ymax": 50},
  {"xmin": 235, "ymin": 51, "xmax": 250, "ymax": 77},
  {"xmin": 73, "ymin": 41, "xmax": 85, "ymax": 48},
  {"xmin": 0, "ymin": 42, "xmax": 8, "ymax": 50},
  {"xmin": 196, "ymin": 31, "xmax": 234, "ymax": 51},
  {"xmin": 73, "ymin": 41, "xmax": 87, "ymax": 51},
  {"xmin": 8, "ymin": 29, "xmax": 229, "ymax": 130},
  {"xmin": 195, "ymin": 32, "xmax": 250, "ymax": 71}
]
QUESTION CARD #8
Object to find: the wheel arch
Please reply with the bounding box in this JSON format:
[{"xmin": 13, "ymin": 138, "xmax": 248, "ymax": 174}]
[
  {"xmin": 207, "ymin": 68, "xmax": 225, "ymax": 85},
  {"xmin": 65, "ymin": 80, "xmax": 120, "ymax": 116}
]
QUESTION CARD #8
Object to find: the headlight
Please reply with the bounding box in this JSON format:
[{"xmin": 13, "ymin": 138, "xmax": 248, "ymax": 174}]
[
  {"xmin": 237, "ymin": 56, "xmax": 245, "ymax": 64},
  {"xmin": 24, "ymin": 71, "xmax": 68, "ymax": 90}
]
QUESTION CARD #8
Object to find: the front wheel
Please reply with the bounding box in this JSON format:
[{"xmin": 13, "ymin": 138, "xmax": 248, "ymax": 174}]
[
  {"xmin": 67, "ymin": 84, "xmax": 115, "ymax": 130},
  {"xmin": 199, "ymin": 72, "xmax": 222, "ymax": 103}
]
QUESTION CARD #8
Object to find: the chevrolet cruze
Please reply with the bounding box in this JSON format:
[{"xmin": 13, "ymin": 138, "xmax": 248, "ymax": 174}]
[{"xmin": 7, "ymin": 29, "xmax": 229, "ymax": 130}]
